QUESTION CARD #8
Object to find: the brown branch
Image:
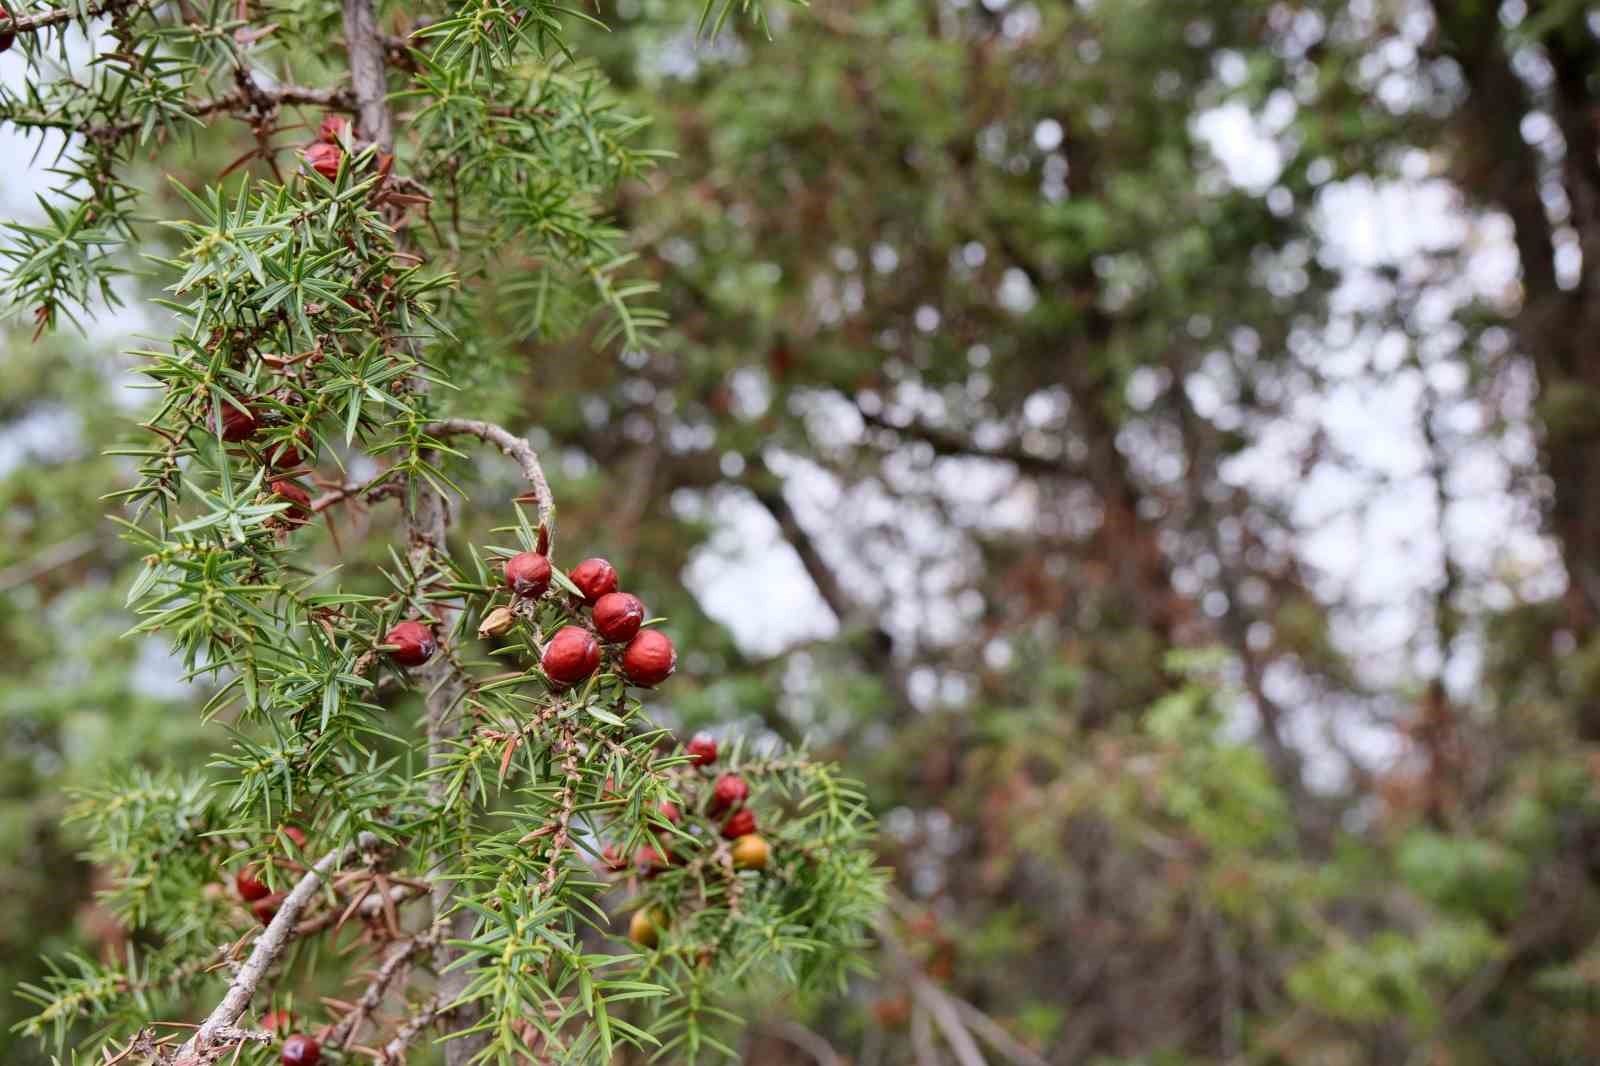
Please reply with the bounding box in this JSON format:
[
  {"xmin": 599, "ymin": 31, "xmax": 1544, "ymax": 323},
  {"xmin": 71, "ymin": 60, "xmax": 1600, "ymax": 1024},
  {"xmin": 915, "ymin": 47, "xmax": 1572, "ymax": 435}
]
[
  {"xmin": 745, "ymin": 458, "xmax": 916, "ymax": 720},
  {"xmin": 0, "ymin": 533, "xmax": 100, "ymax": 594},
  {"xmin": 422, "ymin": 418, "xmax": 557, "ymax": 544},
  {"xmin": 324, "ymin": 930, "xmax": 437, "ymax": 1050},
  {"xmin": 378, "ymin": 992, "xmax": 447, "ymax": 1063},
  {"xmin": 342, "ymin": 0, "xmax": 393, "ymax": 151},
  {"xmin": 0, "ymin": 0, "xmax": 131, "ymax": 35},
  {"xmin": 538, "ymin": 724, "xmax": 582, "ymax": 896},
  {"xmin": 173, "ymin": 847, "xmax": 351, "ymax": 1063},
  {"xmin": 87, "ymin": 84, "xmax": 355, "ymax": 144},
  {"xmin": 858, "ymin": 407, "xmax": 1081, "ymax": 479}
]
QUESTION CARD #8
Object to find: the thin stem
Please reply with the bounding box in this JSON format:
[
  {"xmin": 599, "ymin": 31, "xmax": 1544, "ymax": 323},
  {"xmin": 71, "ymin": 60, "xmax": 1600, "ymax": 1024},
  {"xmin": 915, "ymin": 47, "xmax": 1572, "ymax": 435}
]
[{"xmin": 423, "ymin": 418, "xmax": 558, "ymax": 545}]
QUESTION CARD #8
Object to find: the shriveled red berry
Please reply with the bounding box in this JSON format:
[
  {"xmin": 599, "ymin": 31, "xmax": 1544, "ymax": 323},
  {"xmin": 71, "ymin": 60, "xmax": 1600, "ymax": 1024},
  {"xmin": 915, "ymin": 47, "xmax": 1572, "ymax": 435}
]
[
  {"xmin": 569, "ymin": 558, "xmax": 618, "ymax": 603},
  {"xmin": 235, "ymin": 866, "xmax": 270, "ymax": 902},
  {"xmin": 477, "ymin": 606, "xmax": 515, "ymax": 639},
  {"xmin": 385, "ymin": 620, "xmax": 436, "ymax": 667},
  {"xmin": 281, "ymin": 1033, "xmax": 322, "ymax": 1066},
  {"xmin": 592, "ymin": 592, "xmax": 645, "ymax": 642},
  {"xmin": 504, "ymin": 551, "xmax": 552, "ymax": 599},
  {"xmin": 252, "ymin": 893, "xmax": 284, "ymax": 926},
  {"xmin": 620, "ymin": 629, "xmax": 676, "ymax": 687},
  {"xmin": 270, "ymin": 479, "xmax": 312, "ymax": 527},
  {"xmin": 710, "ymin": 773, "xmax": 749, "ymax": 814},
  {"xmin": 317, "ymin": 113, "xmax": 349, "ymax": 143},
  {"xmin": 303, "ymin": 141, "xmax": 342, "ymax": 180},
  {"xmin": 686, "ymin": 733, "xmax": 718, "ymax": 767},
  {"xmin": 218, "ymin": 403, "xmax": 260, "ymax": 442},
  {"xmin": 721, "ymin": 808, "xmax": 757, "ymax": 840},
  {"xmin": 542, "ymin": 625, "xmax": 600, "ymax": 686}
]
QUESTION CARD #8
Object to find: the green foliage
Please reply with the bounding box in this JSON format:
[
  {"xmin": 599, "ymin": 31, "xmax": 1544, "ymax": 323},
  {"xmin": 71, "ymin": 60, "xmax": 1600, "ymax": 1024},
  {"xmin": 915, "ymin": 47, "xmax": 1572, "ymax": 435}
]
[{"xmin": 0, "ymin": 0, "xmax": 880, "ymax": 1059}]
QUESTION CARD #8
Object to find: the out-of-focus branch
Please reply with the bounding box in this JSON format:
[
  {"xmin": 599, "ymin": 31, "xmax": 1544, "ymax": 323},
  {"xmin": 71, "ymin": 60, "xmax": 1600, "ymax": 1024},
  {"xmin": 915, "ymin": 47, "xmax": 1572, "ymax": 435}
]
[
  {"xmin": 0, "ymin": 533, "xmax": 99, "ymax": 593},
  {"xmin": 858, "ymin": 407, "xmax": 1083, "ymax": 479},
  {"xmin": 746, "ymin": 457, "xmax": 917, "ymax": 720},
  {"xmin": 379, "ymin": 993, "xmax": 446, "ymax": 1062},
  {"xmin": 86, "ymin": 85, "xmax": 354, "ymax": 144},
  {"xmin": 324, "ymin": 930, "xmax": 437, "ymax": 1050}
]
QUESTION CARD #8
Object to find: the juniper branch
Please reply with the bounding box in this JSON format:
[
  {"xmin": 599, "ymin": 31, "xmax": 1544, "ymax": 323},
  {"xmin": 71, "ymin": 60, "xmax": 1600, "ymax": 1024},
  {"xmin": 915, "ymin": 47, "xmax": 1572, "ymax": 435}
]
[
  {"xmin": 174, "ymin": 847, "xmax": 351, "ymax": 1063},
  {"xmin": 423, "ymin": 418, "xmax": 557, "ymax": 541}
]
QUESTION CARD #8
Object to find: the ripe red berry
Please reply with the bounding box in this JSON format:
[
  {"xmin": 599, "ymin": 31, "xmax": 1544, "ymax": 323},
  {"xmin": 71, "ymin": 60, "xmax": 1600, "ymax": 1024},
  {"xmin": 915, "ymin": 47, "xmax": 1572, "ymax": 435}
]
[
  {"xmin": 721, "ymin": 808, "xmax": 757, "ymax": 840},
  {"xmin": 318, "ymin": 113, "xmax": 349, "ymax": 143},
  {"xmin": 384, "ymin": 620, "xmax": 436, "ymax": 667},
  {"xmin": 235, "ymin": 866, "xmax": 270, "ymax": 902},
  {"xmin": 504, "ymin": 551, "xmax": 552, "ymax": 599},
  {"xmin": 686, "ymin": 733, "xmax": 718, "ymax": 767},
  {"xmin": 636, "ymin": 844, "xmax": 671, "ymax": 877},
  {"xmin": 218, "ymin": 403, "xmax": 260, "ymax": 442},
  {"xmin": 281, "ymin": 1034, "xmax": 322, "ymax": 1066},
  {"xmin": 281, "ymin": 826, "xmax": 308, "ymax": 849},
  {"xmin": 262, "ymin": 1008, "xmax": 295, "ymax": 1034},
  {"xmin": 601, "ymin": 844, "xmax": 628, "ymax": 872},
  {"xmin": 265, "ymin": 432, "xmax": 312, "ymax": 470},
  {"xmin": 620, "ymin": 629, "xmax": 676, "ymax": 687},
  {"xmin": 592, "ymin": 592, "xmax": 645, "ymax": 642},
  {"xmin": 710, "ymin": 773, "xmax": 750, "ymax": 814},
  {"xmin": 0, "ymin": 29, "xmax": 15, "ymax": 53},
  {"xmin": 542, "ymin": 625, "xmax": 600, "ymax": 686},
  {"xmin": 252, "ymin": 893, "xmax": 284, "ymax": 926},
  {"xmin": 303, "ymin": 141, "xmax": 342, "ymax": 180},
  {"xmin": 569, "ymin": 558, "xmax": 618, "ymax": 603},
  {"xmin": 270, "ymin": 479, "xmax": 312, "ymax": 527},
  {"xmin": 657, "ymin": 800, "xmax": 682, "ymax": 825}
]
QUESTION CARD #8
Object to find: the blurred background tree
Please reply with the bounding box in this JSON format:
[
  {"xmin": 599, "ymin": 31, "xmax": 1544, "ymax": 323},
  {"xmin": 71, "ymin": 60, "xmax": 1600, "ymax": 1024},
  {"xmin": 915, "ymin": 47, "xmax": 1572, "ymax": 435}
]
[{"xmin": 8, "ymin": 0, "xmax": 1600, "ymax": 1062}]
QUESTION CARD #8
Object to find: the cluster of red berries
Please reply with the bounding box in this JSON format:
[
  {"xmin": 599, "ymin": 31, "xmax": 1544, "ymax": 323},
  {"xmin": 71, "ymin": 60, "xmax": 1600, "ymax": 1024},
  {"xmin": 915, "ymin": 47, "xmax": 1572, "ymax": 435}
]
[
  {"xmin": 385, "ymin": 552, "xmax": 678, "ymax": 687},
  {"xmin": 212, "ymin": 401, "xmax": 316, "ymax": 529},
  {"xmin": 617, "ymin": 734, "xmax": 771, "ymax": 947},
  {"xmin": 231, "ymin": 827, "xmax": 307, "ymax": 927},
  {"xmin": 534, "ymin": 555, "xmax": 677, "ymax": 688}
]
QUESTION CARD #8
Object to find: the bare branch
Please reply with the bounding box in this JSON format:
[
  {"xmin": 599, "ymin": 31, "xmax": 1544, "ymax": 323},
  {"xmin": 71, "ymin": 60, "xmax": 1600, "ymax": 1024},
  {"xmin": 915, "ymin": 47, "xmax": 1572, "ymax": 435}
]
[
  {"xmin": 0, "ymin": 533, "xmax": 99, "ymax": 594},
  {"xmin": 746, "ymin": 459, "xmax": 915, "ymax": 719},
  {"xmin": 423, "ymin": 418, "xmax": 557, "ymax": 545},
  {"xmin": 0, "ymin": 0, "xmax": 130, "ymax": 36},
  {"xmin": 324, "ymin": 930, "xmax": 438, "ymax": 1050},
  {"xmin": 173, "ymin": 847, "xmax": 351, "ymax": 1063},
  {"xmin": 378, "ymin": 992, "xmax": 447, "ymax": 1063},
  {"xmin": 858, "ymin": 407, "xmax": 1080, "ymax": 478},
  {"xmin": 86, "ymin": 85, "xmax": 355, "ymax": 144},
  {"xmin": 342, "ymin": 0, "xmax": 393, "ymax": 151}
]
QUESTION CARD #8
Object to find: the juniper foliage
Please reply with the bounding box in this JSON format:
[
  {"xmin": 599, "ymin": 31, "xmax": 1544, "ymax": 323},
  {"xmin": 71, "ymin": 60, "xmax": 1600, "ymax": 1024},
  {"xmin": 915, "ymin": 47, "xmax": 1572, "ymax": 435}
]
[{"xmin": 0, "ymin": 0, "xmax": 881, "ymax": 1061}]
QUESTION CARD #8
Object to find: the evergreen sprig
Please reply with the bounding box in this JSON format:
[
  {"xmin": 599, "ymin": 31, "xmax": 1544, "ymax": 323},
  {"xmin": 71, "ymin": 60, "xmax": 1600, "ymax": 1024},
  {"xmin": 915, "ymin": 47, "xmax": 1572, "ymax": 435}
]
[{"xmin": 2, "ymin": 0, "xmax": 878, "ymax": 1059}]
